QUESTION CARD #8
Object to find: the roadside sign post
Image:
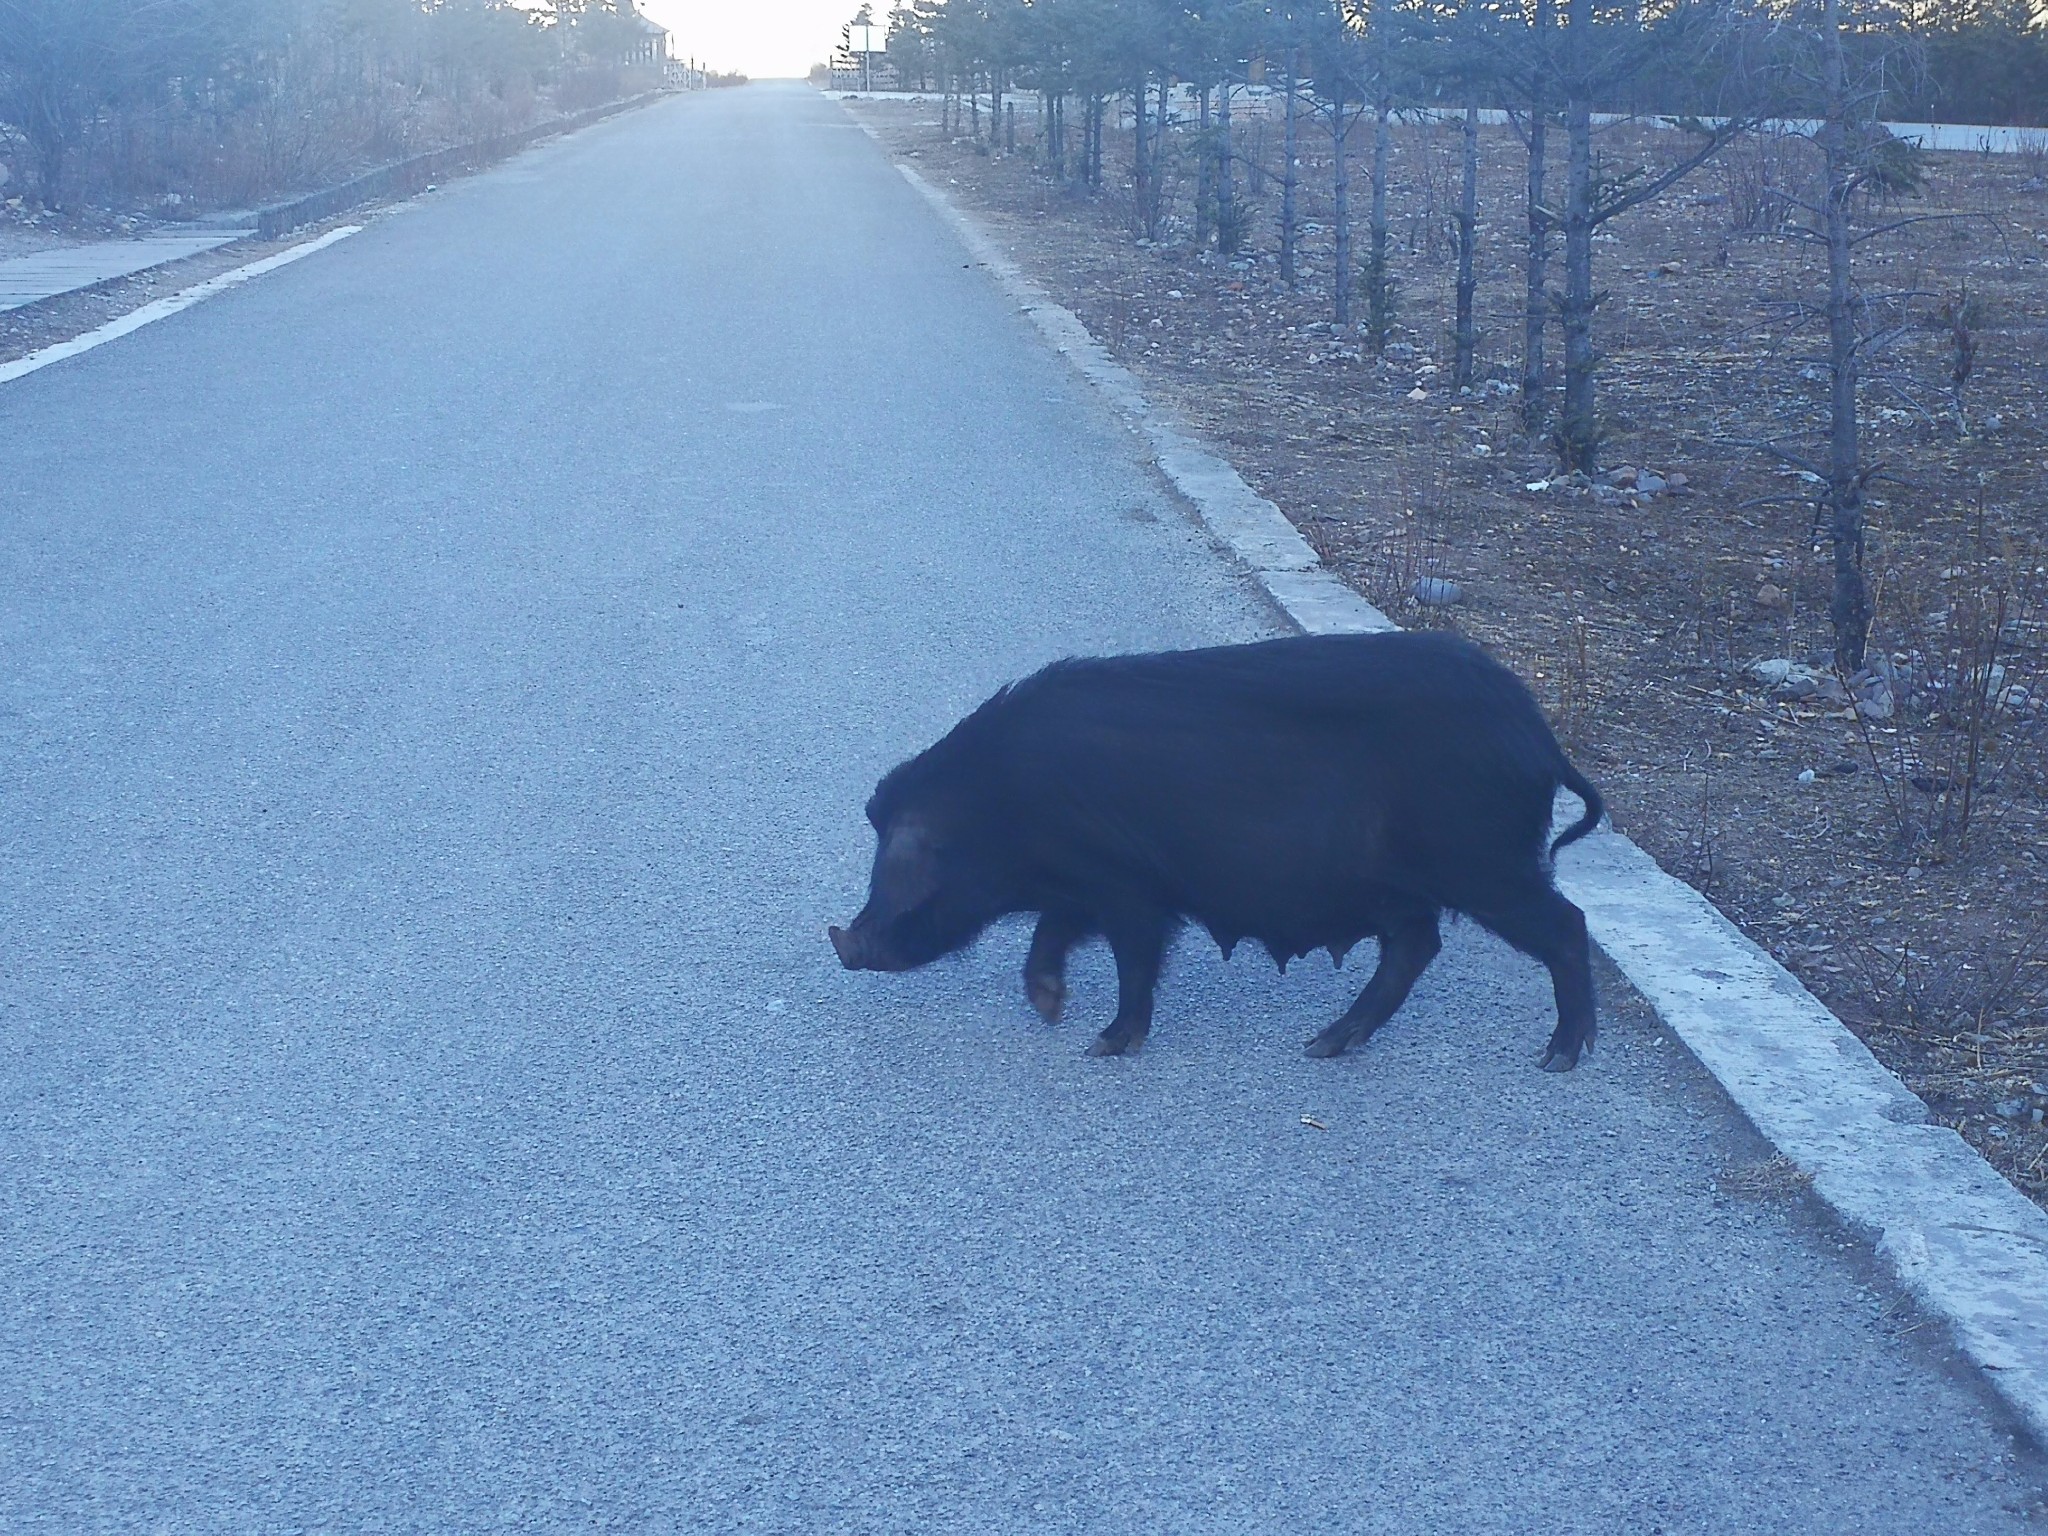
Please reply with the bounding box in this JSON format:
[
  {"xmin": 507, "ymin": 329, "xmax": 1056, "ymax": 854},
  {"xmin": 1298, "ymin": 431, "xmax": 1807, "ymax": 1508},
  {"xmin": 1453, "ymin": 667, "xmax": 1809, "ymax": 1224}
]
[{"xmin": 851, "ymin": 21, "xmax": 880, "ymax": 94}]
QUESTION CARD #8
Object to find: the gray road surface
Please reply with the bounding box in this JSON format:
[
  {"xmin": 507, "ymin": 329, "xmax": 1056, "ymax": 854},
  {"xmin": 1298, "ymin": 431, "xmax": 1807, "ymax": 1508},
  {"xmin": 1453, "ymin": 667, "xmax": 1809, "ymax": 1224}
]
[{"xmin": 2, "ymin": 83, "xmax": 2042, "ymax": 1533}]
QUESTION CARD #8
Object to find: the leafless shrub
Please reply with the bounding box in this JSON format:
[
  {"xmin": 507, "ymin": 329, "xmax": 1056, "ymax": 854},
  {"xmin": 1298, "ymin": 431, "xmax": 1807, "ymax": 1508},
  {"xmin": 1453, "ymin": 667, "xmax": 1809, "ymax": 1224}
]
[
  {"xmin": 1688, "ymin": 570, "xmax": 1744, "ymax": 673},
  {"xmin": 1353, "ymin": 508, "xmax": 1427, "ymax": 614},
  {"xmin": 1848, "ymin": 558, "xmax": 2043, "ymax": 860},
  {"xmin": 1101, "ymin": 295, "xmax": 1131, "ymax": 355},
  {"xmin": 1851, "ymin": 921, "xmax": 2048, "ymax": 1043},
  {"xmin": 1926, "ymin": 285, "xmax": 1988, "ymax": 434},
  {"xmin": 0, "ymin": 0, "xmax": 639, "ymax": 213},
  {"xmin": 2012, "ymin": 128, "xmax": 2048, "ymax": 180},
  {"xmin": 1556, "ymin": 615, "xmax": 1594, "ymax": 753},
  {"xmin": 1682, "ymin": 740, "xmax": 1722, "ymax": 889},
  {"xmin": 1720, "ymin": 130, "xmax": 1797, "ymax": 235},
  {"xmin": 1400, "ymin": 117, "xmax": 1459, "ymax": 264}
]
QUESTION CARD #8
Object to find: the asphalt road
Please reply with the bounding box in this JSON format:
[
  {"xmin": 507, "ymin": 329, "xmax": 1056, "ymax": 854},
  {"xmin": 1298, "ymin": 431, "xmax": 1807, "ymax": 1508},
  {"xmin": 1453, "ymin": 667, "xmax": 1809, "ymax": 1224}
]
[{"xmin": 1, "ymin": 83, "xmax": 2042, "ymax": 1533}]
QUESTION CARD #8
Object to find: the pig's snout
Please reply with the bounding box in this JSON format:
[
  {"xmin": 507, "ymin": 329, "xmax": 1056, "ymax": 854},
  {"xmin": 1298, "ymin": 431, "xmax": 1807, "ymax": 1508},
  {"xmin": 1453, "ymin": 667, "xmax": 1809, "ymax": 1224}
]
[{"xmin": 830, "ymin": 919, "xmax": 908, "ymax": 972}]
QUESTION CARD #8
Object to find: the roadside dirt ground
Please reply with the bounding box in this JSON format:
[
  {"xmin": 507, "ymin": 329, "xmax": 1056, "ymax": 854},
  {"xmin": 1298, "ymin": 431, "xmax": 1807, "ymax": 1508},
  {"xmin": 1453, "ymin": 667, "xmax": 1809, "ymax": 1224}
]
[{"xmin": 848, "ymin": 94, "xmax": 2048, "ymax": 1207}]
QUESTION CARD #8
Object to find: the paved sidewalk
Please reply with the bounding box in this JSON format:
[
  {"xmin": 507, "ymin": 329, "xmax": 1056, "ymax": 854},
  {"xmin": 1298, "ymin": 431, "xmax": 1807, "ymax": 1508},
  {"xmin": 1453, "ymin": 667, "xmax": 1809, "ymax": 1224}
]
[{"xmin": 0, "ymin": 231, "xmax": 242, "ymax": 310}]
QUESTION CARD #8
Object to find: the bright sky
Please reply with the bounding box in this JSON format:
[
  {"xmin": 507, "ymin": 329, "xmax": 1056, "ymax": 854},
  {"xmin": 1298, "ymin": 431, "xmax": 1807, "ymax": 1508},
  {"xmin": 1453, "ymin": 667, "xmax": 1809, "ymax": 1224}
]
[{"xmin": 639, "ymin": 1, "xmax": 863, "ymax": 79}]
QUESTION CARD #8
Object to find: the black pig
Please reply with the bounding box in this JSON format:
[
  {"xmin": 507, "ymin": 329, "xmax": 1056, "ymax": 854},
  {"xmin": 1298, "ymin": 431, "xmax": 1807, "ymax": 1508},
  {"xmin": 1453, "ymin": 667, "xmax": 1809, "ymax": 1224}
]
[{"xmin": 828, "ymin": 631, "xmax": 1606, "ymax": 1068}]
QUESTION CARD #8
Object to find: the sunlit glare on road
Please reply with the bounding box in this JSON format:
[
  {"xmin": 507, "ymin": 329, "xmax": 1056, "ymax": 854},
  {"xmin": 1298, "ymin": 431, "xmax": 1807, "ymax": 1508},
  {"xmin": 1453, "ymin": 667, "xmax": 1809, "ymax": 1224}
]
[{"xmin": 643, "ymin": 0, "xmax": 858, "ymax": 79}]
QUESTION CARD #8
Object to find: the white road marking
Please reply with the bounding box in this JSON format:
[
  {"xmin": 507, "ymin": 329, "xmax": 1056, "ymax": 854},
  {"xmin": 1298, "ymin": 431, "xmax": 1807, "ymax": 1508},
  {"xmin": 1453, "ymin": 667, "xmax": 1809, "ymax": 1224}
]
[{"xmin": 0, "ymin": 226, "xmax": 363, "ymax": 389}]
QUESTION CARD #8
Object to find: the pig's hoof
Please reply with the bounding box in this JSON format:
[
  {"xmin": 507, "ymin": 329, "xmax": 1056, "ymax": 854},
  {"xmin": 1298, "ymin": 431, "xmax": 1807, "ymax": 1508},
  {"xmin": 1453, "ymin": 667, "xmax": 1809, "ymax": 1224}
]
[
  {"xmin": 1539, "ymin": 1020, "xmax": 1596, "ymax": 1072},
  {"xmin": 1087, "ymin": 1029, "xmax": 1142, "ymax": 1057},
  {"xmin": 1304, "ymin": 1027, "xmax": 1351, "ymax": 1058},
  {"xmin": 1025, "ymin": 973, "xmax": 1066, "ymax": 1023}
]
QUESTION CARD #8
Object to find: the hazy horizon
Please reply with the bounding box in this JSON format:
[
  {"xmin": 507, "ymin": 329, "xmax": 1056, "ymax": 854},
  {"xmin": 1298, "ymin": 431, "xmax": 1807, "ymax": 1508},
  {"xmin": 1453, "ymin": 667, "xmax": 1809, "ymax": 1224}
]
[{"xmin": 641, "ymin": 1, "xmax": 855, "ymax": 79}]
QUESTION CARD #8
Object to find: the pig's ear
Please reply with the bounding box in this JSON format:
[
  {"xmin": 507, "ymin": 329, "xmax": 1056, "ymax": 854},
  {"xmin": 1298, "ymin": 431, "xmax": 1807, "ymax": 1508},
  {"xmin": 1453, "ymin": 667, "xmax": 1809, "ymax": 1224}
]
[{"xmin": 878, "ymin": 817, "xmax": 942, "ymax": 906}]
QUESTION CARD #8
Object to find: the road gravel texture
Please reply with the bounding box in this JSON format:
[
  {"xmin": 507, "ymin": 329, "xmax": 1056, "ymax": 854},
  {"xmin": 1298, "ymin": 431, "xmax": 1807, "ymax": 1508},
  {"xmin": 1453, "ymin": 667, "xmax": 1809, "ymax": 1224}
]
[{"xmin": 0, "ymin": 82, "xmax": 2041, "ymax": 1533}]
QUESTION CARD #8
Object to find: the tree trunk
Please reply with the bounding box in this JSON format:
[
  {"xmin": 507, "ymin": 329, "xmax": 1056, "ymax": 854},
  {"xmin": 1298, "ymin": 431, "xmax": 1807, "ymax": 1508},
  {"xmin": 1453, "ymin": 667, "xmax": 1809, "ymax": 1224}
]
[
  {"xmin": 1134, "ymin": 77, "xmax": 1151, "ymax": 234},
  {"xmin": 1195, "ymin": 85, "xmax": 1213, "ymax": 249},
  {"xmin": 1522, "ymin": 35, "xmax": 1551, "ymax": 434},
  {"xmin": 1366, "ymin": 89, "xmax": 1393, "ymax": 353},
  {"xmin": 1217, "ymin": 81, "xmax": 1239, "ymax": 252},
  {"xmin": 1557, "ymin": 0, "xmax": 1599, "ymax": 472},
  {"xmin": 29, "ymin": 121, "xmax": 69, "ymax": 210},
  {"xmin": 1151, "ymin": 75, "xmax": 1169, "ymax": 240},
  {"xmin": 1820, "ymin": 0, "xmax": 1870, "ymax": 670},
  {"xmin": 1333, "ymin": 107, "xmax": 1353, "ymax": 327},
  {"xmin": 1454, "ymin": 100, "xmax": 1480, "ymax": 389},
  {"xmin": 1280, "ymin": 51, "xmax": 1300, "ymax": 286}
]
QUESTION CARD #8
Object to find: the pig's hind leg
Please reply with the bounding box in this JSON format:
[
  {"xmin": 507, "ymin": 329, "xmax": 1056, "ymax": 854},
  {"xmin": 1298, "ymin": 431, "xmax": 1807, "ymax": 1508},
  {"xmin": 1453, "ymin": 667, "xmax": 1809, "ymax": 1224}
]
[
  {"xmin": 1023, "ymin": 910, "xmax": 1094, "ymax": 1022},
  {"xmin": 1086, "ymin": 906, "xmax": 1176, "ymax": 1057},
  {"xmin": 1305, "ymin": 909, "xmax": 1442, "ymax": 1058},
  {"xmin": 1468, "ymin": 885, "xmax": 1598, "ymax": 1071}
]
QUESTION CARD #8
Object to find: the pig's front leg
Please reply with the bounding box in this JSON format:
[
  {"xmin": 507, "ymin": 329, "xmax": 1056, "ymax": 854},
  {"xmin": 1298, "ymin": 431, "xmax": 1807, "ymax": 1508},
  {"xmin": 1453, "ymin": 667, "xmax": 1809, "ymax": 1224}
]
[
  {"xmin": 1086, "ymin": 908, "xmax": 1175, "ymax": 1057},
  {"xmin": 1023, "ymin": 909, "xmax": 1094, "ymax": 1022}
]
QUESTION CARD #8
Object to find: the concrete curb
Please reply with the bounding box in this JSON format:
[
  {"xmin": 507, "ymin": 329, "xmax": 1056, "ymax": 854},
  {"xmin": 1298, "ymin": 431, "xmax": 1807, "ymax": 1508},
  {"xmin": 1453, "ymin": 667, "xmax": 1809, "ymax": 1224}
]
[
  {"xmin": 0, "ymin": 227, "xmax": 363, "ymax": 389},
  {"xmin": 864, "ymin": 120, "xmax": 2048, "ymax": 1448},
  {"xmin": 252, "ymin": 91, "xmax": 673, "ymax": 240}
]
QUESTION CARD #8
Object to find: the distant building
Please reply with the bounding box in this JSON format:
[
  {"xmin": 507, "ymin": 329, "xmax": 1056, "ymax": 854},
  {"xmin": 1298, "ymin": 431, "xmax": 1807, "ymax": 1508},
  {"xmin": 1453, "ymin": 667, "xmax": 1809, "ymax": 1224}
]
[{"xmin": 622, "ymin": 2, "xmax": 669, "ymax": 66}]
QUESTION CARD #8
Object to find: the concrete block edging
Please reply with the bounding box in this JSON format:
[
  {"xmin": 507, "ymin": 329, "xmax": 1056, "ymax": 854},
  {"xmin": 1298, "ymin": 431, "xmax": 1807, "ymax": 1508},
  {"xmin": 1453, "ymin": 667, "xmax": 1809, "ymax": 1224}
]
[
  {"xmin": 860, "ymin": 116, "xmax": 2048, "ymax": 1447},
  {"xmin": 0, "ymin": 226, "xmax": 364, "ymax": 389},
  {"xmin": 253, "ymin": 89, "xmax": 673, "ymax": 240}
]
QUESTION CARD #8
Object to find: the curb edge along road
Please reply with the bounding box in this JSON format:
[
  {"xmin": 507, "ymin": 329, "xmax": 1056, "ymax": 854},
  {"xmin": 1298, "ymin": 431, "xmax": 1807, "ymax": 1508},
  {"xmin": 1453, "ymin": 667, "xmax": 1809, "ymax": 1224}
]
[
  {"xmin": 0, "ymin": 227, "xmax": 364, "ymax": 388},
  {"xmin": 852, "ymin": 113, "xmax": 2048, "ymax": 1447}
]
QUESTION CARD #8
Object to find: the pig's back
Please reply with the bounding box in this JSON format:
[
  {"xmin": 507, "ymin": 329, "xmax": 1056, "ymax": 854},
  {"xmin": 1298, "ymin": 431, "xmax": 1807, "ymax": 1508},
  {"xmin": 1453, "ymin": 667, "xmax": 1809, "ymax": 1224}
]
[{"xmin": 989, "ymin": 632, "xmax": 1566, "ymax": 923}]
